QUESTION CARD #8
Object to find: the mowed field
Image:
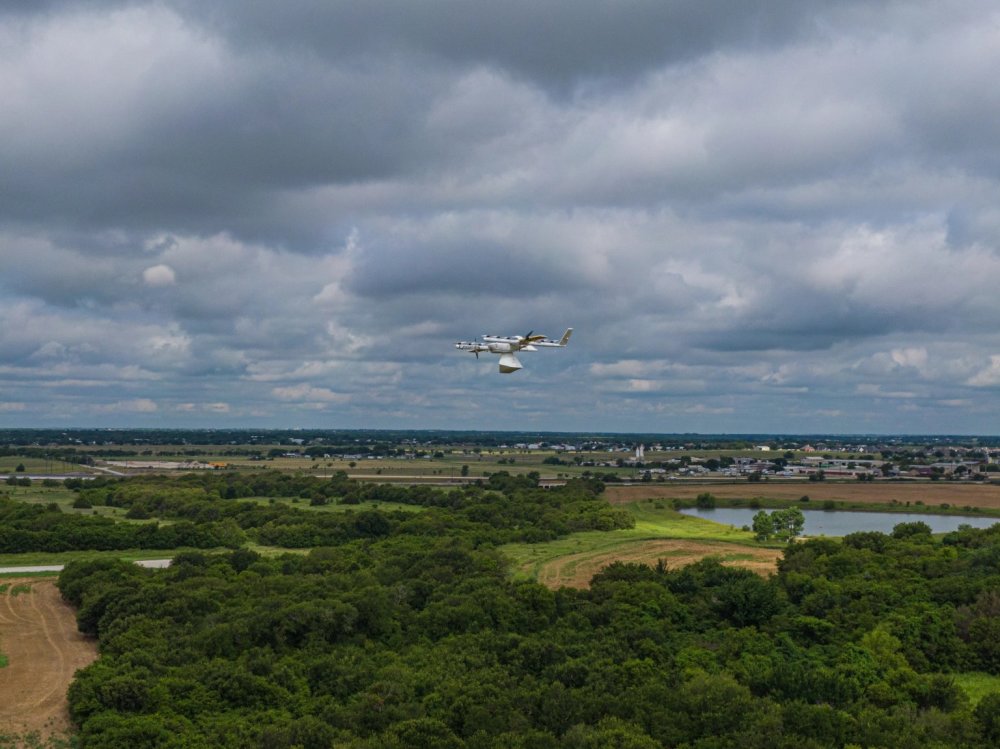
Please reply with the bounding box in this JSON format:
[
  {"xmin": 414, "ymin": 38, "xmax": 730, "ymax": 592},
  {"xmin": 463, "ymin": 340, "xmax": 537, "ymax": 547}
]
[
  {"xmin": 604, "ymin": 481, "xmax": 1000, "ymax": 509},
  {"xmin": 0, "ymin": 578, "xmax": 97, "ymax": 740},
  {"xmin": 531, "ymin": 538, "xmax": 782, "ymax": 589},
  {"xmin": 504, "ymin": 502, "xmax": 785, "ymax": 589}
]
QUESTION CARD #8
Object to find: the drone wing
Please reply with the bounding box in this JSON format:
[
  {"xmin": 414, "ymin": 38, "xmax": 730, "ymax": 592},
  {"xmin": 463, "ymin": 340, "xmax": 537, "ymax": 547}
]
[{"xmin": 530, "ymin": 328, "xmax": 573, "ymax": 347}]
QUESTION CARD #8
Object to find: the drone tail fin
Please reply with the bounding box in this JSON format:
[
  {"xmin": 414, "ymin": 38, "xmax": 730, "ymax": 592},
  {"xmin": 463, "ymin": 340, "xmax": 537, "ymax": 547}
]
[{"xmin": 558, "ymin": 328, "xmax": 573, "ymax": 346}]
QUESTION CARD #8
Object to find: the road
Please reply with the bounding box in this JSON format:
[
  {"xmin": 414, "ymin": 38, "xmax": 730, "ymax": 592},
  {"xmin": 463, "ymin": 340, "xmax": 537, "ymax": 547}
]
[{"xmin": 0, "ymin": 559, "xmax": 171, "ymax": 574}]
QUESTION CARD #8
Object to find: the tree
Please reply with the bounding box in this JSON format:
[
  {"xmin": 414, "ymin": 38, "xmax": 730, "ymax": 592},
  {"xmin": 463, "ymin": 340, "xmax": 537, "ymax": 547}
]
[
  {"xmin": 15, "ymin": 463, "xmax": 25, "ymax": 472},
  {"xmin": 715, "ymin": 574, "xmax": 784, "ymax": 626},
  {"xmin": 892, "ymin": 521, "xmax": 932, "ymax": 539},
  {"xmin": 695, "ymin": 493, "xmax": 716, "ymax": 509},
  {"xmin": 752, "ymin": 511, "xmax": 775, "ymax": 541},
  {"xmin": 975, "ymin": 693, "xmax": 1000, "ymax": 744},
  {"xmin": 772, "ymin": 508, "xmax": 805, "ymax": 540},
  {"xmin": 562, "ymin": 717, "xmax": 658, "ymax": 748}
]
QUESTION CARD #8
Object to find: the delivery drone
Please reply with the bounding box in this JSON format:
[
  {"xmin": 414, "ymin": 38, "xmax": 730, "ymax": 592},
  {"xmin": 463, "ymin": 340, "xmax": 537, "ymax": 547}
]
[{"xmin": 455, "ymin": 328, "xmax": 573, "ymax": 373}]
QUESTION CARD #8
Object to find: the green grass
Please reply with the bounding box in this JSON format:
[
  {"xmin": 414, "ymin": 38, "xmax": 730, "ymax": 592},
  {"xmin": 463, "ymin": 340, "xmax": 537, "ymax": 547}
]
[
  {"xmin": 0, "ymin": 456, "xmax": 83, "ymax": 474},
  {"xmin": 0, "ymin": 543, "xmax": 319, "ymax": 571},
  {"xmin": 244, "ymin": 497, "xmax": 425, "ymax": 514},
  {"xmin": 318, "ymin": 500, "xmax": 425, "ymax": 513},
  {"xmin": 0, "ymin": 547, "xmax": 204, "ymax": 567},
  {"xmin": 0, "ymin": 654, "xmax": 8, "ymax": 668},
  {"xmin": 954, "ymin": 672, "xmax": 1000, "ymax": 705},
  {"xmin": 0, "ymin": 485, "xmax": 132, "ymax": 520},
  {"xmin": 502, "ymin": 501, "xmax": 780, "ymax": 581}
]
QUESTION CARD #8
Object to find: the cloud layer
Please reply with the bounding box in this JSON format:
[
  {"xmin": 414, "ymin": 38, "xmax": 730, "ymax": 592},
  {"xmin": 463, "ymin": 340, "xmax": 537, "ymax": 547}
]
[{"xmin": 2, "ymin": 0, "xmax": 1000, "ymax": 431}]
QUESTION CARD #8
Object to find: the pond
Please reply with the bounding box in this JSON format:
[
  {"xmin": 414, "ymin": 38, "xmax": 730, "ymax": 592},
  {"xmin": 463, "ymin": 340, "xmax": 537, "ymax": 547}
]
[{"xmin": 679, "ymin": 507, "xmax": 1000, "ymax": 536}]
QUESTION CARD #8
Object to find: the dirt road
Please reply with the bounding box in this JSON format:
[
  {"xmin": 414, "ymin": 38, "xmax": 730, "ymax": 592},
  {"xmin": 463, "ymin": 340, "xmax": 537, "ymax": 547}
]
[{"xmin": 0, "ymin": 578, "xmax": 97, "ymax": 738}]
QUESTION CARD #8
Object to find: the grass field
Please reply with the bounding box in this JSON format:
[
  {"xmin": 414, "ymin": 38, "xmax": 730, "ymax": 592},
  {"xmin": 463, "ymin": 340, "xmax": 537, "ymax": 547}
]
[
  {"xmin": 0, "ymin": 455, "xmax": 84, "ymax": 475},
  {"xmin": 0, "ymin": 484, "xmax": 134, "ymax": 522},
  {"xmin": 244, "ymin": 497, "xmax": 426, "ymax": 514},
  {"xmin": 954, "ymin": 672, "xmax": 1000, "ymax": 705},
  {"xmin": 0, "ymin": 545, "xmax": 314, "ymax": 570},
  {"xmin": 604, "ymin": 482, "xmax": 1000, "ymax": 512},
  {"xmin": 503, "ymin": 500, "xmax": 784, "ymax": 588}
]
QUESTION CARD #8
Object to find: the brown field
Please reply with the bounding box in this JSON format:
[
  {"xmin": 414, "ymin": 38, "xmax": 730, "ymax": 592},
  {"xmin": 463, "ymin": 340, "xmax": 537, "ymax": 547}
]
[
  {"xmin": 0, "ymin": 578, "xmax": 96, "ymax": 740},
  {"xmin": 604, "ymin": 481, "xmax": 1000, "ymax": 509},
  {"xmin": 531, "ymin": 539, "xmax": 782, "ymax": 589}
]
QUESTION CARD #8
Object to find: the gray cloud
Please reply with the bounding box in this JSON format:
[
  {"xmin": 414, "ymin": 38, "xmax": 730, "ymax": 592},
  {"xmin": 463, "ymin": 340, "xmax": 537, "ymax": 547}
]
[
  {"xmin": 168, "ymin": 0, "xmax": 858, "ymax": 90},
  {"xmin": 2, "ymin": 0, "xmax": 1000, "ymax": 431}
]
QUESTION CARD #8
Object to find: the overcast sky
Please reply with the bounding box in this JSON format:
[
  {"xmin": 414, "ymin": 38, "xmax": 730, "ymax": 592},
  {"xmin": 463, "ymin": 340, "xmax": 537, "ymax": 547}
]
[{"xmin": 3, "ymin": 0, "xmax": 1000, "ymax": 434}]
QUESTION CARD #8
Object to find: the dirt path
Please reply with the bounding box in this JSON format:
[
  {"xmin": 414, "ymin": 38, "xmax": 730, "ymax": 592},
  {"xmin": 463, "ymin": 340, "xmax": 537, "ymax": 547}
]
[
  {"xmin": 604, "ymin": 482, "xmax": 1000, "ymax": 509},
  {"xmin": 0, "ymin": 578, "xmax": 97, "ymax": 739},
  {"xmin": 532, "ymin": 539, "xmax": 782, "ymax": 589}
]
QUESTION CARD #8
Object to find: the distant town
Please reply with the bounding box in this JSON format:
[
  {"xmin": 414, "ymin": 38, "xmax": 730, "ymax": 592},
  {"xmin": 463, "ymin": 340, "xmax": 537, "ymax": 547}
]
[{"xmin": 2, "ymin": 428, "xmax": 998, "ymax": 484}]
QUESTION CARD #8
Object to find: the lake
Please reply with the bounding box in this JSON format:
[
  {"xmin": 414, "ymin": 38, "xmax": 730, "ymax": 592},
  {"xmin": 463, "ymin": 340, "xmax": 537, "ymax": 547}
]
[{"xmin": 679, "ymin": 507, "xmax": 1000, "ymax": 536}]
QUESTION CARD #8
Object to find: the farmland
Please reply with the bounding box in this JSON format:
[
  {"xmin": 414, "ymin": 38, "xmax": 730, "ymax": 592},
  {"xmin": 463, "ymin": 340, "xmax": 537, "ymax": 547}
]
[
  {"xmin": 0, "ymin": 578, "xmax": 97, "ymax": 743},
  {"xmin": 604, "ymin": 481, "xmax": 1000, "ymax": 510}
]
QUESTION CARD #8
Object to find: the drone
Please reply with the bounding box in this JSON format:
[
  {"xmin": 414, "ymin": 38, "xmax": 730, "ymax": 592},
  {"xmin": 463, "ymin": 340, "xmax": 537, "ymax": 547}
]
[{"xmin": 455, "ymin": 328, "xmax": 573, "ymax": 373}]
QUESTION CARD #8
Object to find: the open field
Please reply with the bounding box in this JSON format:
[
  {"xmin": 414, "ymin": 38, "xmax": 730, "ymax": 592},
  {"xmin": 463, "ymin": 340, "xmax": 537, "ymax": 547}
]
[
  {"xmin": 236, "ymin": 496, "xmax": 426, "ymax": 514},
  {"xmin": 604, "ymin": 481, "xmax": 1000, "ymax": 510},
  {"xmin": 0, "ymin": 578, "xmax": 97, "ymax": 741},
  {"xmin": 0, "ymin": 456, "xmax": 85, "ymax": 475},
  {"xmin": 0, "ymin": 544, "xmax": 314, "ymax": 569},
  {"xmin": 504, "ymin": 501, "xmax": 783, "ymax": 589},
  {"xmin": 0, "ymin": 484, "xmax": 132, "ymax": 522},
  {"xmin": 530, "ymin": 538, "xmax": 780, "ymax": 588},
  {"xmin": 953, "ymin": 672, "xmax": 1000, "ymax": 706}
]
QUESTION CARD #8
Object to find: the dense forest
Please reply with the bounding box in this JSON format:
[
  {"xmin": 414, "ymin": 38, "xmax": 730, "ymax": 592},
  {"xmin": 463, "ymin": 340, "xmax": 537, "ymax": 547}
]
[{"xmin": 30, "ymin": 472, "xmax": 1000, "ymax": 746}]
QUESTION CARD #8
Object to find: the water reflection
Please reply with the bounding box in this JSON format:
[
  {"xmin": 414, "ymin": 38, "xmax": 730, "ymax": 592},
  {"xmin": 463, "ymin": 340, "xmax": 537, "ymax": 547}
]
[{"xmin": 679, "ymin": 507, "xmax": 999, "ymax": 536}]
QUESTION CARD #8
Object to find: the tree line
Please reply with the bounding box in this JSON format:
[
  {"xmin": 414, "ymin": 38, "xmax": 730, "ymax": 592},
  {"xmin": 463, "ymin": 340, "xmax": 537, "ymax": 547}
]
[
  {"xmin": 41, "ymin": 472, "xmax": 1000, "ymax": 747},
  {"xmin": 2, "ymin": 472, "xmax": 628, "ymax": 554}
]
